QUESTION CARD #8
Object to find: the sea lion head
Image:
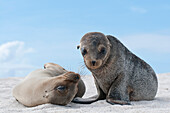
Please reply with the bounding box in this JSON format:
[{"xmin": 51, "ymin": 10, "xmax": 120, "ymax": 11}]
[
  {"xmin": 77, "ymin": 32, "xmax": 111, "ymax": 70},
  {"xmin": 43, "ymin": 72, "xmax": 80, "ymax": 105}
]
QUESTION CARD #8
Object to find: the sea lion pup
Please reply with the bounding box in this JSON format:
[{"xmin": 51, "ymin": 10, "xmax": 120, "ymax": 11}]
[
  {"xmin": 73, "ymin": 32, "xmax": 158, "ymax": 105},
  {"xmin": 13, "ymin": 63, "xmax": 85, "ymax": 107}
]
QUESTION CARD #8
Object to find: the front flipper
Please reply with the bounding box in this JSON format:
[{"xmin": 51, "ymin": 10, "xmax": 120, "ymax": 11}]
[
  {"xmin": 106, "ymin": 98, "xmax": 131, "ymax": 105},
  {"xmin": 106, "ymin": 73, "xmax": 131, "ymax": 105}
]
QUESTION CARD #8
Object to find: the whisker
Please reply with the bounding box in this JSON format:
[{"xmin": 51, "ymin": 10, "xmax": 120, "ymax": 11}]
[{"xmin": 78, "ymin": 64, "xmax": 88, "ymax": 76}]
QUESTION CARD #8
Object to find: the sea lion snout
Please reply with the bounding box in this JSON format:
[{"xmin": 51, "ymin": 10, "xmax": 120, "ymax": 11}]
[
  {"xmin": 85, "ymin": 59, "xmax": 102, "ymax": 69},
  {"xmin": 65, "ymin": 72, "xmax": 80, "ymax": 82}
]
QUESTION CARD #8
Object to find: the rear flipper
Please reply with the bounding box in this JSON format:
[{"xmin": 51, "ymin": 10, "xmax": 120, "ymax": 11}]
[
  {"xmin": 106, "ymin": 73, "xmax": 131, "ymax": 105},
  {"xmin": 72, "ymin": 95, "xmax": 99, "ymax": 104}
]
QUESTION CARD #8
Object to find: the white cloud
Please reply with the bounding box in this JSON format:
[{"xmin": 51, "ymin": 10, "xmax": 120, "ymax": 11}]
[
  {"xmin": 130, "ymin": 7, "xmax": 147, "ymax": 14},
  {"xmin": 0, "ymin": 41, "xmax": 36, "ymax": 78},
  {"xmin": 121, "ymin": 34, "xmax": 170, "ymax": 53}
]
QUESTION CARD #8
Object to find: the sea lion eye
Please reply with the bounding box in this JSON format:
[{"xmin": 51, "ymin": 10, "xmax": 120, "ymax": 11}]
[
  {"xmin": 55, "ymin": 86, "xmax": 66, "ymax": 91},
  {"xmin": 100, "ymin": 47, "xmax": 106, "ymax": 54},
  {"xmin": 81, "ymin": 48, "xmax": 87, "ymax": 56}
]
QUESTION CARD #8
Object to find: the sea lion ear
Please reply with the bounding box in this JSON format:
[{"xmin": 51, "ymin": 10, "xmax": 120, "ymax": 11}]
[
  {"xmin": 106, "ymin": 35, "xmax": 112, "ymax": 47},
  {"xmin": 77, "ymin": 45, "xmax": 80, "ymax": 49}
]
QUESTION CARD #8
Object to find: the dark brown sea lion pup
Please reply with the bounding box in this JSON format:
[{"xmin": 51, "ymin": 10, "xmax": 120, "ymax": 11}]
[
  {"xmin": 13, "ymin": 63, "xmax": 85, "ymax": 107},
  {"xmin": 73, "ymin": 32, "xmax": 158, "ymax": 105}
]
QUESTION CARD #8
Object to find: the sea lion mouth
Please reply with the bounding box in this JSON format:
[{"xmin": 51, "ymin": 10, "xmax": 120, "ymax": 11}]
[{"xmin": 85, "ymin": 60, "xmax": 102, "ymax": 70}]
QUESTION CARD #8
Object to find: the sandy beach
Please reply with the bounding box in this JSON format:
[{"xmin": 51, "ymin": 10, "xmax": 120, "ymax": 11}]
[{"xmin": 0, "ymin": 73, "xmax": 170, "ymax": 113}]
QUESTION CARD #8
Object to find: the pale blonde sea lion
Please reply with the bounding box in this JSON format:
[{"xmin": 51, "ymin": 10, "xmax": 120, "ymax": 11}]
[
  {"xmin": 73, "ymin": 32, "xmax": 158, "ymax": 105},
  {"xmin": 13, "ymin": 63, "xmax": 85, "ymax": 107}
]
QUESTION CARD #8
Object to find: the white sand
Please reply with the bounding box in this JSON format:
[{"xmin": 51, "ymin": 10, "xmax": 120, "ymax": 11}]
[{"xmin": 0, "ymin": 73, "xmax": 170, "ymax": 113}]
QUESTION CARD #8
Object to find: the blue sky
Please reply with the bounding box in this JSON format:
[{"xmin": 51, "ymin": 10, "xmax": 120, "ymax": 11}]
[{"xmin": 0, "ymin": 0, "xmax": 170, "ymax": 77}]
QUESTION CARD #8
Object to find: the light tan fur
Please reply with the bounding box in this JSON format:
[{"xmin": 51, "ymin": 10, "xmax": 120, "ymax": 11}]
[{"xmin": 13, "ymin": 63, "xmax": 85, "ymax": 107}]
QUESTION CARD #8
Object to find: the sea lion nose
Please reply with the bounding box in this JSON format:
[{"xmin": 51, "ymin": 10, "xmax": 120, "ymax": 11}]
[
  {"xmin": 92, "ymin": 61, "xmax": 96, "ymax": 66},
  {"xmin": 66, "ymin": 72, "xmax": 80, "ymax": 82},
  {"xmin": 72, "ymin": 73, "xmax": 80, "ymax": 83},
  {"xmin": 74, "ymin": 74, "xmax": 80, "ymax": 80}
]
